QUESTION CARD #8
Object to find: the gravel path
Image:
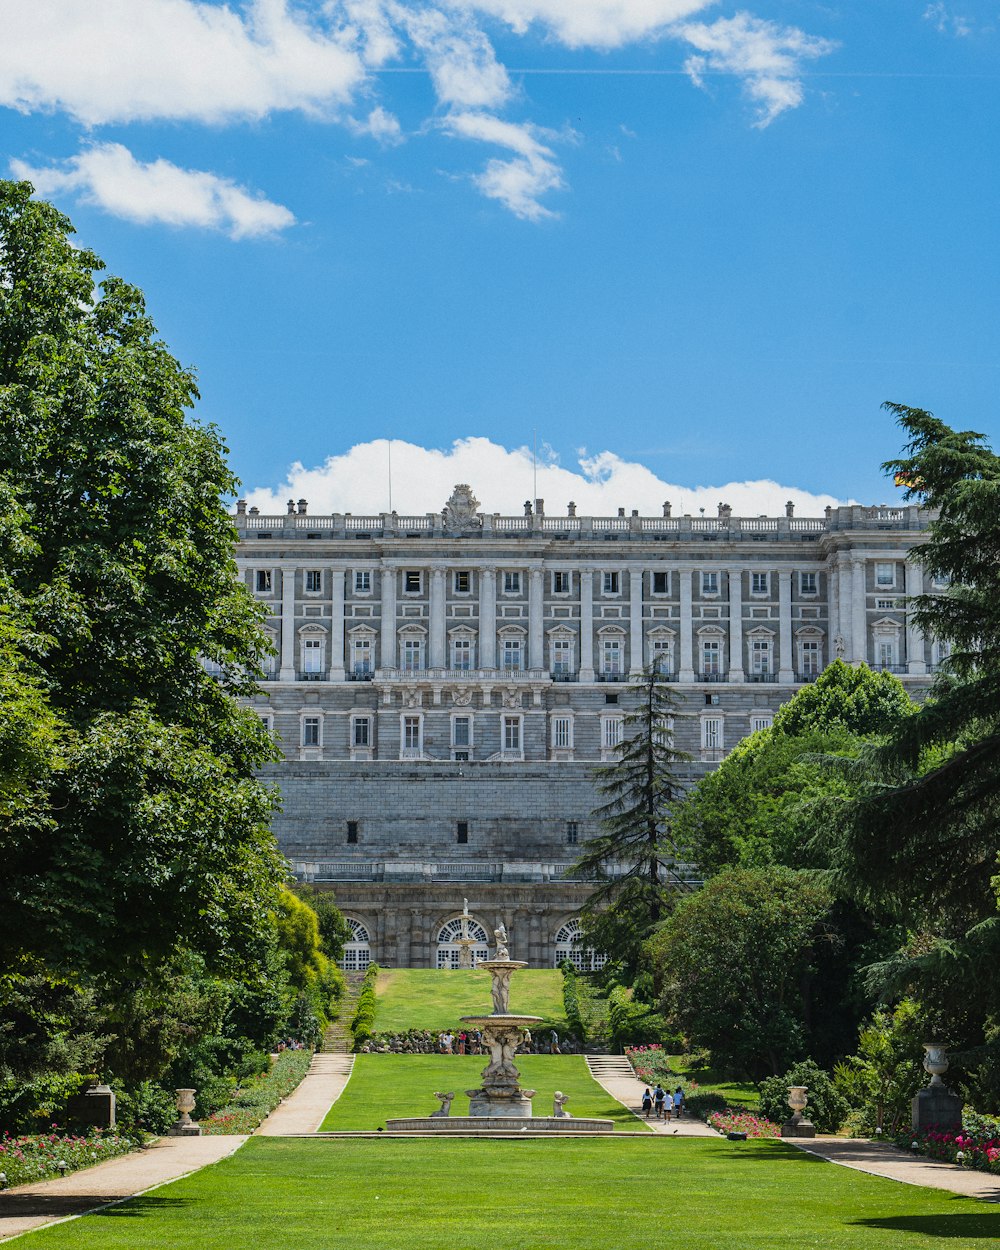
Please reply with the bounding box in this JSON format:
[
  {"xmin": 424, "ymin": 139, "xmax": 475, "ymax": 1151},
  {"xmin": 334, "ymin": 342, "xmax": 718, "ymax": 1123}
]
[{"xmin": 793, "ymin": 1137, "xmax": 1000, "ymax": 1202}]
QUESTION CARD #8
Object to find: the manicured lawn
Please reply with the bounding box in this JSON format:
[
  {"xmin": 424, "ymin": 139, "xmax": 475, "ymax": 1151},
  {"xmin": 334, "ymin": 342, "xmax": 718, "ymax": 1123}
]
[
  {"xmin": 374, "ymin": 967, "xmax": 566, "ymax": 1031},
  {"xmin": 320, "ymin": 1052, "xmax": 646, "ymax": 1130},
  {"xmin": 24, "ymin": 1137, "xmax": 1000, "ymax": 1249},
  {"xmin": 672, "ymin": 1054, "xmax": 759, "ymax": 1108}
]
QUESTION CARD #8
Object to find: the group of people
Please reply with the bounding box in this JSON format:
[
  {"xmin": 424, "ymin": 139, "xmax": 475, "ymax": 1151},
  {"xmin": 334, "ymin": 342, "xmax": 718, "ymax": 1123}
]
[
  {"xmin": 357, "ymin": 1026, "xmax": 578, "ymax": 1055},
  {"xmin": 641, "ymin": 1084, "xmax": 685, "ymax": 1120}
]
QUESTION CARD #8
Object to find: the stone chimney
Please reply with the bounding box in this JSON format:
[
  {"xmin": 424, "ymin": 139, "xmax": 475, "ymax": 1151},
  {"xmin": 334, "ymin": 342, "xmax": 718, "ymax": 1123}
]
[
  {"xmin": 298, "ymin": 499, "xmax": 308, "ymax": 515},
  {"xmin": 785, "ymin": 500, "xmax": 795, "ymax": 518},
  {"xmin": 524, "ymin": 500, "xmax": 533, "ymax": 516},
  {"xmin": 236, "ymin": 499, "xmax": 247, "ymax": 515},
  {"xmin": 663, "ymin": 501, "xmax": 671, "ymax": 517},
  {"xmin": 617, "ymin": 507, "xmax": 626, "ymax": 517},
  {"xmin": 286, "ymin": 499, "xmax": 296, "ymax": 515},
  {"xmin": 567, "ymin": 501, "xmax": 577, "ymax": 517},
  {"xmin": 535, "ymin": 498, "xmax": 545, "ymax": 516}
]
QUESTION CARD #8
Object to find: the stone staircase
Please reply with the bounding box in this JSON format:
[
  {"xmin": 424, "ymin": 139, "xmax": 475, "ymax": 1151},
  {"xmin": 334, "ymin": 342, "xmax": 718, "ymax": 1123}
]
[
  {"xmin": 323, "ymin": 972, "xmax": 366, "ymax": 1054},
  {"xmin": 585, "ymin": 1055, "xmax": 637, "ymax": 1081},
  {"xmin": 308, "ymin": 1052, "xmax": 355, "ymax": 1079}
]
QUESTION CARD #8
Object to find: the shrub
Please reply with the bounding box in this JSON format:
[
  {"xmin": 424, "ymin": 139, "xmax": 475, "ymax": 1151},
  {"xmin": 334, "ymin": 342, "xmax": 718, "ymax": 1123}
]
[
  {"xmin": 112, "ymin": 1081, "xmax": 177, "ymax": 1136},
  {"xmin": 350, "ymin": 964, "xmax": 380, "ymax": 1051},
  {"xmin": 625, "ymin": 1045, "xmax": 673, "ymax": 1085},
  {"xmin": 684, "ymin": 1091, "xmax": 728, "ymax": 1120},
  {"xmin": 607, "ymin": 986, "xmax": 671, "ymax": 1050},
  {"xmin": 759, "ymin": 1060, "xmax": 848, "ymax": 1134},
  {"xmin": 708, "ymin": 1109, "xmax": 781, "ymax": 1138},
  {"xmin": 200, "ymin": 1049, "xmax": 312, "ymax": 1135},
  {"xmin": 560, "ymin": 961, "xmax": 586, "ymax": 1041}
]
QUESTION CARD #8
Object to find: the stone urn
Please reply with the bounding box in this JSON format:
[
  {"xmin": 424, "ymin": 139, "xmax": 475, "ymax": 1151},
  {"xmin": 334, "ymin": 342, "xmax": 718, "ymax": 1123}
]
[
  {"xmin": 780, "ymin": 1085, "xmax": 815, "ymax": 1139},
  {"xmin": 168, "ymin": 1088, "xmax": 203, "ymax": 1137},
  {"xmin": 912, "ymin": 1042, "xmax": 961, "ymax": 1133},
  {"xmin": 922, "ymin": 1043, "xmax": 949, "ymax": 1086}
]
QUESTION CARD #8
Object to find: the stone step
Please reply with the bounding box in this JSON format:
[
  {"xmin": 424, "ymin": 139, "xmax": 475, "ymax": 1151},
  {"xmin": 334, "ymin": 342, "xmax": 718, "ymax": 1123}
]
[{"xmin": 586, "ymin": 1057, "xmax": 636, "ymax": 1079}]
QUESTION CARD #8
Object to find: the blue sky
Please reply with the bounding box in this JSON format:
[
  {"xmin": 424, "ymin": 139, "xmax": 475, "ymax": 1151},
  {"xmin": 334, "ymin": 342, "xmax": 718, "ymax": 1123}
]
[{"xmin": 3, "ymin": 1, "xmax": 998, "ymax": 516}]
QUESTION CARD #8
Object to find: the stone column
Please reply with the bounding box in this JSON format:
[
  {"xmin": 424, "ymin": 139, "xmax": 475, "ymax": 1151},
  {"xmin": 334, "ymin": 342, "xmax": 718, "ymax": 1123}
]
[
  {"xmin": 778, "ymin": 569, "xmax": 794, "ymax": 683},
  {"xmin": 279, "ymin": 564, "xmax": 296, "ymax": 680},
  {"xmin": 480, "ymin": 565, "xmax": 497, "ymax": 669},
  {"xmin": 380, "ymin": 564, "xmax": 397, "ymax": 670},
  {"xmin": 679, "ymin": 569, "xmax": 695, "ymax": 683},
  {"xmin": 837, "ymin": 556, "xmax": 852, "ymax": 659},
  {"xmin": 629, "ymin": 567, "xmax": 644, "ymax": 675},
  {"xmin": 728, "ymin": 568, "xmax": 744, "ymax": 682},
  {"xmin": 851, "ymin": 557, "xmax": 867, "ymax": 664},
  {"xmin": 529, "ymin": 565, "xmax": 544, "ymax": 671},
  {"xmin": 905, "ymin": 559, "xmax": 927, "ymax": 674},
  {"xmin": 826, "ymin": 559, "xmax": 839, "ymax": 664},
  {"xmin": 430, "ymin": 565, "xmax": 447, "ymax": 669},
  {"xmin": 579, "ymin": 566, "xmax": 594, "ymax": 682},
  {"xmin": 329, "ymin": 565, "xmax": 345, "ymax": 681}
]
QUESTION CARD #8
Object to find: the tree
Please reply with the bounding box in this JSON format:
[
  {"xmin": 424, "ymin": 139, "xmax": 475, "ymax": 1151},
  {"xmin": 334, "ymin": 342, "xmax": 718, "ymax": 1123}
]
[
  {"xmin": 0, "ymin": 180, "xmax": 283, "ymax": 980},
  {"xmin": 833, "ymin": 999, "xmax": 926, "ymax": 1135},
  {"xmin": 571, "ymin": 666, "xmax": 690, "ymax": 975},
  {"xmin": 649, "ymin": 866, "xmax": 834, "ymax": 1077},
  {"xmin": 294, "ymin": 885, "xmax": 350, "ymax": 962}
]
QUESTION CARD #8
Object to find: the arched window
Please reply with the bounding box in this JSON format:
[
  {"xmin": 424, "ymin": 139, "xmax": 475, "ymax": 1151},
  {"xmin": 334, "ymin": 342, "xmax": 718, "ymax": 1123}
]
[
  {"xmin": 554, "ymin": 919, "xmax": 606, "ymax": 972},
  {"xmin": 341, "ymin": 919, "xmax": 372, "ymax": 972},
  {"xmin": 436, "ymin": 917, "xmax": 490, "ymax": 969}
]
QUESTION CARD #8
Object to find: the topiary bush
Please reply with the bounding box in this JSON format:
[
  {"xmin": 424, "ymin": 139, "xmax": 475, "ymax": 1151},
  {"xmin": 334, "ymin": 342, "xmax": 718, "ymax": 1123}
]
[
  {"xmin": 350, "ymin": 963, "xmax": 380, "ymax": 1050},
  {"xmin": 758, "ymin": 1059, "xmax": 848, "ymax": 1134}
]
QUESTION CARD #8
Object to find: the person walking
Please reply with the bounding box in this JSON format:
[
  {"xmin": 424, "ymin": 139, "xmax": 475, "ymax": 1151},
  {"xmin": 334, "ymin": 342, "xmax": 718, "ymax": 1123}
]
[
  {"xmin": 641, "ymin": 1088, "xmax": 653, "ymax": 1118},
  {"xmin": 673, "ymin": 1086, "xmax": 684, "ymax": 1119},
  {"xmin": 653, "ymin": 1084, "xmax": 666, "ymax": 1120},
  {"xmin": 550, "ymin": 1029, "xmax": 561, "ymax": 1055}
]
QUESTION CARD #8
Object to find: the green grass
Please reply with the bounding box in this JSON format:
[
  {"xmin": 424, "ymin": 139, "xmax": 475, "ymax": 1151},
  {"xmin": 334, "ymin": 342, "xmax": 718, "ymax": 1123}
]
[
  {"xmin": 320, "ymin": 1052, "xmax": 646, "ymax": 1131},
  {"xmin": 671, "ymin": 1054, "xmax": 759, "ymax": 1108},
  {"xmin": 373, "ymin": 967, "xmax": 567, "ymax": 1031},
  {"xmin": 24, "ymin": 1137, "xmax": 1000, "ymax": 1249}
]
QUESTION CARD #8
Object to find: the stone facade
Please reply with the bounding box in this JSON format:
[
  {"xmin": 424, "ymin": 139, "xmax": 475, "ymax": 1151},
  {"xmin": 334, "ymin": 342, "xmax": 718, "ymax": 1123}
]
[{"xmin": 234, "ymin": 488, "xmax": 937, "ymax": 968}]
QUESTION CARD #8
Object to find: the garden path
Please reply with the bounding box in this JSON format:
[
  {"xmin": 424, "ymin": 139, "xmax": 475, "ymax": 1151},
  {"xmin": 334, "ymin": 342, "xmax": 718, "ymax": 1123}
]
[
  {"xmin": 795, "ymin": 1137, "xmax": 1000, "ymax": 1203},
  {"xmin": 584, "ymin": 1059, "xmax": 718, "ymax": 1137},
  {"xmin": 256, "ymin": 1053, "xmax": 354, "ymax": 1136},
  {"xmin": 0, "ymin": 1134, "xmax": 247, "ymax": 1242}
]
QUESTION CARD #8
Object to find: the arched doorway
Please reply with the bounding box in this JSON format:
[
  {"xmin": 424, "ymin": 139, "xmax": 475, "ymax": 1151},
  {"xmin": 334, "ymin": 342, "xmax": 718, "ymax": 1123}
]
[
  {"xmin": 341, "ymin": 918, "xmax": 372, "ymax": 972},
  {"xmin": 553, "ymin": 919, "xmax": 606, "ymax": 971},
  {"xmin": 436, "ymin": 917, "xmax": 490, "ymax": 968}
]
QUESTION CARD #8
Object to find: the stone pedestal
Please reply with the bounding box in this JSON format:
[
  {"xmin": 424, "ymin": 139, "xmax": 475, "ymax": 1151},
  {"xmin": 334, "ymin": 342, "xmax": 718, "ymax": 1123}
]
[
  {"xmin": 912, "ymin": 1087, "xmax": 962, "ymax": 1133},
  {"xmin": 780, "ymin": 1120, "xmax": 816, "ymax": 1139},
  {"xmin": 466, "ymin": 1090, "xmax": 536, "ymax": 1118},
  {"xmin": 66, "ymin": 1086, "xmax": 116, "ymax": 1129}
]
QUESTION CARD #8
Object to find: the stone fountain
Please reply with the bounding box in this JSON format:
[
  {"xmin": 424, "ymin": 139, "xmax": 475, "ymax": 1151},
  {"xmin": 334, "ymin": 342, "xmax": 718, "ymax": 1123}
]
[{"xmin": 384, "ymin": 922, "xmax": 613, "ymax": 1134}]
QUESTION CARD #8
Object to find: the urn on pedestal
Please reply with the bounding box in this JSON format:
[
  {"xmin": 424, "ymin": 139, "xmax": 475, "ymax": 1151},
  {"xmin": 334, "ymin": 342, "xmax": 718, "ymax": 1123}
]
[
  {"xmin": 912, "ymin": 1042, "xmax": 962, "ymax": 1133},
  {"xmin": 780, "ymin": 1085, "xmax": 815, "ymax": 1139}
]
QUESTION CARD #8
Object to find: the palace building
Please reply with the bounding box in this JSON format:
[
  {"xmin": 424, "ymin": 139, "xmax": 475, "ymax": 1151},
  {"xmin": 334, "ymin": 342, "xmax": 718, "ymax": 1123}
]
[{"xmin": 233, "ymin": 486, "xmax": 937, "ymax": 970}]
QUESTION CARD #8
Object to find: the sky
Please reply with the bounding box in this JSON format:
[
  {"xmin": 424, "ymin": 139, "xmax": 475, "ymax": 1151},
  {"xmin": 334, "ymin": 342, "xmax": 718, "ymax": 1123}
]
[{"xmin": 2, "ymin": 0, "xmax": 998, "ymax": 517}]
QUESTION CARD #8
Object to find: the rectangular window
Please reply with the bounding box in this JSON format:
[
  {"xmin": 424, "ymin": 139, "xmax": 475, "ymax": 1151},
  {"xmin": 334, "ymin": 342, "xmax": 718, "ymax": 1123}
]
[
  {"xmin": 352, "ymin": 637, "xmax": 372, "ymax": 675},
  {"xmin": 552, "ymin": 571, "xmax": 570, "ymax": 594},
  {"xmin": 352, "ymin": 717, "xmax": 371, "ymax": 747},
  {"xmin": 551, "ymin": 638, "xmax": 573, "ymax": 674},
  {"xmin": 566, "ymin": 821, "xmax": 579, "ymax": 845},
  {"xmin": 354, "ymin": 570, "xmax": 371, "ymax": 593},
  {"xmin": 302, "ymin": 637, "xmax": 324, "ymax": 673},
  {"xmin": 603, "ymin": 571, "xmax": 620, "ymax": 595},
  {"xmin": 602, "ymin": 716, "xmax": 624, "ymax": 749},
  {"xmin": 403, "ymin": 716, "xmax": 421, "ymax": 751},
  {"xmin": 651, "ymin": 639, "xmax": 672, "ymax": 673},
  {"xmin": 255, "ymin": 569, "xmax": 272, "ymax": 593},
  {"xmin": 456, "ymin": 821, "xmax": 469, "ymax": 844},
  {"xmin": 502, "ymin": 638, "xmax": 523, "ymax": 670},
  {"xmin": 877, "ymin": 639, "xmax": 897, "ymax": 669},
  {"xmin": 652, "ymin": 571, "xmax": 669, "ymax": 595},
  {"xmin": 503, "ymin": 571, "xmax": 521, "ymax": 594},
  {"xmin": 799, "ymin": 640, "xmax": 820, "ymax": 675},
  {"xmin": 552, "ymin": 715, "xmax": 572, "ymax": 749},
  {"xmin": 404, "ymin": 570, "xmax": 422, "ymax": 593},
  {"xmin": 503, "ymin": 716, "xmax": 521, "ymax": 752},
  {"xmin": 402, "ymin": 638, "xmax": 424, "ymax": 671},
  {"xmin": 601, "ymin": 639, "xmax": 622, "ymax": 675},
  {"xmin": 452, "ymin": 716, "xmax": 471, "ymax": 748},
  {"xmin": 454, "ymin": 570, "xmax": 471, "ymax": 594},
  {"xmin": 451, "ymin": 637, "xmax": 473, "ymax": 670},
  {"xmin": 701, "ymin": 639, "xmax": 721, "ymax": 675},
  {"xmin": 875, "ymin": 562, "xmax": 895, "ymax": 587},
  {"xmin": 258, "ymin": 713, "xmax": 273, "ymax": 733},
  {"xmin": 701, "ymin": 571, "xmax": 719, "ymax": 596},
  {"xmin": 800, "ymin": 571, "xmax": 817, "ymax": 596},
  {"xmin": 346, "ymin": 820, "xmax": 358, "ymax": 844},
  {"xmin": 750, "ymin": 714, "xmax": 773, "ymax": 734},
  {"xmin": 305, "ymin": 569, "xmax": 322, "ymax": 593},
  {"xmin": 751, "ymin": 572, "xmax": 769, "ymax": 596},
  {"xmin": 302, "ymin": 716, "xmax": 321, "ymax": 747},
  {"xmin": 701, "ymin": 717, "xmax": 723, "ymax": 751},
  {"xmin": 876, "ymin": 598, "xmax": 896, "ymax": 610},
  {"xmin": 751, "ymin": 638, "xmax": 771, "ymax": 675}
]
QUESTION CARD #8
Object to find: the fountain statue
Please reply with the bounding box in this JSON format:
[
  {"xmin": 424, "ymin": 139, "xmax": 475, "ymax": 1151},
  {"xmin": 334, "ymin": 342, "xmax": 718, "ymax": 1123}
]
[{"xmin": 454, "ymin": 899, "xmax": 477, "ymax": 970}]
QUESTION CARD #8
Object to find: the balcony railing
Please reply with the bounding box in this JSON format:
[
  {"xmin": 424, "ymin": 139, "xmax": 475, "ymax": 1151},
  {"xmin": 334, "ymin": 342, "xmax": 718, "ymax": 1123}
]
[
  {"xmin": 795, "ymin": 671, "xmax": 819, "ymax": 683},
  {"xmin": 551, "ymin": 671, "xmax": 578, "ymax": 682},
  {"xmin": 596, "ymin": 672, "xmax": 627, "ymax": 683},
  {"xmin": 746, "ymin": 672, "xmax": 777, "ymax": 684},
  {"xmin": 696, "ymin": 671, "xmax": 725, "ymax": 683},
  {"xmin": 297, "ymin": 671, "xmax": 328, "ymax": 681},
  {"xmin": 874, "ymin": 663, "xmax": 907, "ymax": 674},
  {"xmin": 347, "ymin": 668, "xmax": 374, "ymax": 681}
]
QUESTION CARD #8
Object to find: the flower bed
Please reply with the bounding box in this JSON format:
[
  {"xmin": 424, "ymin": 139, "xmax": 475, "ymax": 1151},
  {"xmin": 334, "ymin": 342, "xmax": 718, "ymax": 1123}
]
[
  {"xmin": 0, "ymin": 1129, "xmax": 136, "ymax": 1189},
  {"xmin": 708, "ymin": 1110, "xmax": 781, "ymax": 1138},
  {"xmin": 899, "ymin": 1116, "xmax": 1000, "ymax": 1174},
  {"xmin": 625, "ymin": 1045, "xmax": 674, "ymax": 1085},
  {"xmin": 200, "ymin": 1049, "xmax": 313, "ymax": 1135}
]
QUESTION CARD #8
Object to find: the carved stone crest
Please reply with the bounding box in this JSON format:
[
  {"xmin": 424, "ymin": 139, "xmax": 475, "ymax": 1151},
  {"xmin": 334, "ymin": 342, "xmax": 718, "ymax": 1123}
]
[
  {"xmin": 452, "ymin": 687, "xmax": 473, "ymax": 706},
  {"xmin": 402, "ymin": 688, "xmax": 422, "ymax": 708},
  {"xmin": 443, "ymin": 484, "xmax": 482, "ymax": 534},
  {"xmin": 502, "ymin": 687, "xmax": 521, "ymax": 709}
]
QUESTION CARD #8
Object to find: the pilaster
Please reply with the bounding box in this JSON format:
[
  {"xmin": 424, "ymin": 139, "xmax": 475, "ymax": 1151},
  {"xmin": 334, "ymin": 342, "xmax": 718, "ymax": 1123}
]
[
  {"xmin": 329, "ymin": 565, "xmax": 345, "ymax": 681},
  {"xmin": 529, "ymin": 566, "xmax": 544, "ymax": 671},
  {"xmin": 629, "ymin": 568, "xmax": 643, "ymax": 675},
  {"xmin": 679, "ymin": 569, "xmax": 695, "ymax": 683},
  {"xmin": 851, "ymin": 556, "xmax": 867, "ymax": 665},
  {"xmin": 430, "ymin": 565, "xmax": 447, "ymax": 668},
  {"xmin": 579, "ymin": 566, "xmax": 594, "ymax": 682},
  {"xmin": 380, "ymin": 564, "xmax": 397, "ymax": 669},
  {"xmin": 778, "ymin": 569, "xmax": 794, "ymax": 683},
  {"xmin": 480, "ymin": 565, "xmax": 497, "ymax": 668},
  {"xmin": 728, "ymin": 568, "xmax": 745, "ymax": 682},
  {"xmin": 279, "ymin": 563, "xmax": 296, "ymax": 680},
  {"xmin": 905, "ymin": 558, "xmax": 927, "ymax": 674}
]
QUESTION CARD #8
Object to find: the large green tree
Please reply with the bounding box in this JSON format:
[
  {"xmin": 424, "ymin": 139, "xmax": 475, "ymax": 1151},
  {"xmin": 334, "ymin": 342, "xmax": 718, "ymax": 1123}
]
[
  {"xmin": 0, "ymin": 180, "xmax": 283, "ymax": 981},
  {"xmin": 572, "ymin": 666, "xmax": 690, "ymax": 976}
]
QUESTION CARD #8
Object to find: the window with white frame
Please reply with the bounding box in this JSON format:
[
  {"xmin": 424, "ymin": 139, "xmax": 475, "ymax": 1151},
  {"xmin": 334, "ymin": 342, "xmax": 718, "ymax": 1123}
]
[
  {"xmin": 258, "ymin": 712, "xmax": 273, "ymax": 733},
  {"xmin": 554, "ymin": 919, "xmax": 606, "ymax": 971},
  {"xmin": 701, "ymin": 637, "xmax": 721, "ymax": 675},
  {"xmin": 876, "ymin": 637, "xmax": 898, "ymax": 669},
  {"xmin": 701, "ymin": 571, "xmax": 719, "ymax": 596},
  {"xmin": 351, "ymin": 635, "xmax": 373, "ymax": 675},
  {"xmin": 701, "ymin": 716, "xmax": 723, "ymax": 752},
  {"xmin": 452, "ymin": 715, "xmax": 472, "ymax": 749},
  {"xmin": 401, "ymin": 637, "xmax": 425, "ymax": 671},
  {"xmin": 602, "ymin": 715, "xmax": 624, "ymax": 750},
  {"xmin": 799, "ymin": 639, "xmax": 821, "ymax": 676},
  {"xmin": 652, "ymin": 570, "xmax": 669, "ymax": 595},
  {"xmin": 501, "ymin": 636, "xmax": 523, "ymax": 670},
  {"xmin": 341, "ymin": 919, "xmax": 372, "ymax": 972},
  {"xmin": 453, "ymin": 570, "xmax": 471, "ymax": 594},
  {"xmin": 876, "ymin": 598, "xmax": 896, "ymax": 610},
  {"xmin": 750, "ymin": 637, "xmax": 771, "ymax": 675},
  {"xmin": 305, "ymin": 569, "xmax": 322, "ymax": 593},
  {"xmin": 551, "ymin": 714, "xmax": 573, "ymax": 750},
  {"xmin": 503, "ymin": 570, "xmax": 521, "ymax": 594},
  {"xmin": 352, "ymin": 715, "xmax": 372, "ymax": 748},
  {"xmin": 404, "ymin": 570, "xmax": 422, "ymax": 593},
  {"xmin": 502, "ymin": 715, "xmax": 522, "ymax": 754},
  {"xmin": 601, "ymin": 637, "xmax": 623, "ymax": 675},
  {"xmin": 551, "ymin": 637, "xmax": 574, "ymax": 675},
  {"xmin": 451, "ymin": 636, "xmax": 474, "ymax": 670},
  {"xmin": 750, "ymin": 712, "xmax": 773, "ymax": 734},
  {"xmin": 653, "ymin": 716, "xmax": 674, "ymax": 747},
  {"xmin": 602, "ymin": 571, "xmax": 620, "ymax": 595},
  {"xmin": 932, "ymin": 639, "xmax": 951, "ymax": 667},
  {"xmin": 800, "ymin": 571, "xmax": 818, "ymax": 596},
  {"xmin": 301, "ymin": 716, "xmax": 321, "ymax": 747},
  {"xmin": 255, "ymin": 569, "xmax": 272, "ymax": 593},
  {"xmin": 552, "ymin": 570, "xmax": 570, "ymax": 594},
  {"xmin": 751, "ymin": 571, "xmax": 769, "ymax": 596},
  {"xmin": 354, "ymin": 570, "xmax": 371, "ymax": 593},
  {"xmin": 402, "ymin": 714, "xmax": 422, "ymax": 755},
  {"xmin": 650, "ymin": 636, "xmax": 673, "ymax": 674},
  {"xmin": 301, "ymin": 634, "xmax": 325, "ymax": 675},
  {"xmin": 875, "ymin": 562, "xmax": 896, "ymax": 587}
]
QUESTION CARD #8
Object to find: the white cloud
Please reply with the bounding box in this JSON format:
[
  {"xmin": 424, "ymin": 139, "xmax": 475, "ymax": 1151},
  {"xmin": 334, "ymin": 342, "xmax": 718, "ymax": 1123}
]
[
  {"xmin": 679, "ymin": 13, "xmax": 836, "ymax": 126},
  {"xmin": 243, "ymin": 436, "xmax": 849, "ymax": 516},
  {"xmin": 348, "ymin": 105, "xmax": 404, "ymax": 144},
  {"xmin": 460, "ymin": 0, "xmax": 713, "ymax": 50},
  {"xmin": 441, "ymin": 112, "xmax": 564, "ymax": 218},
  {"xmin": 0, "ymin": 0, "xmax": 365, "ymax": 125},
  {"xmin": 923, "ymin": 4, "xmax": 974, "ymax": 37},
  {"xmin": 11, "ymin": 143, "xmax": 295, "ymax": 239},
  {"xmin": 395, "ymin": 4, "xmax": 512, "ymax": 109}
]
